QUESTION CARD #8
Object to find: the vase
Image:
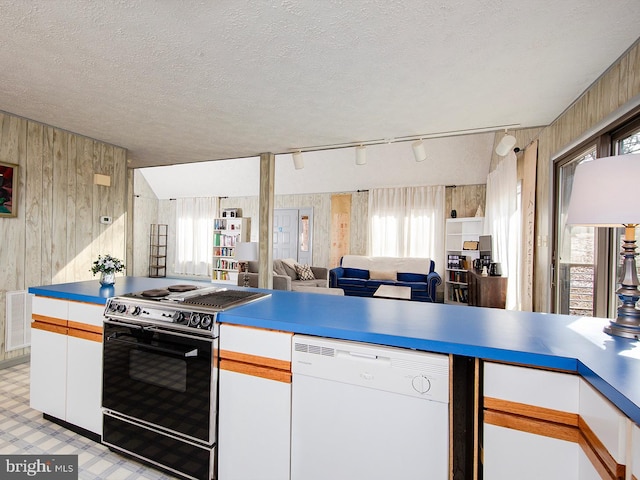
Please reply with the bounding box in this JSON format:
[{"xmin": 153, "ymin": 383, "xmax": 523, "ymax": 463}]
[{"xmin": 100, "ymin": 272, "xmax": 116, "ymax": 286}]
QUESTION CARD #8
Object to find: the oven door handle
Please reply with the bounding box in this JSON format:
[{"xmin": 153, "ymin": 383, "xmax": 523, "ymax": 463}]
[{"xmin": 106, "ymin": 334, "xmax": 199, "ymax": 358}]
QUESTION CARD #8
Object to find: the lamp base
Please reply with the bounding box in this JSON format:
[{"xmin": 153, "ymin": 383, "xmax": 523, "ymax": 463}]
[{"xmin": 605, "ymin": 227, "xmax": 640, "ymax": 339}]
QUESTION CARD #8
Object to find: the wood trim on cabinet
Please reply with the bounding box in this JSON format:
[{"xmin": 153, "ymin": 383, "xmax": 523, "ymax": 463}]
[
  {"xmin": 578, "ymin": 416, "xmax": 624, "ymax": 480},
  {"xmin": 485, "ymin": 398, "xmax": 625, "ymax": 479},
  {"xmin": 32, "ymin": 314, "xmax": 67, "ymax": 327},
  {"xmin": 484, "ymin": 409, "xmax": 580, "ymax": 443},
  {"xmin": 219, "ymin": 349, "xmax": 291, "ymax": 372},
  {"xmin": 484, "ymin": 397, "xmax": 579, "ymax": 427},
  {"xmin": 220, "ymin": 359, "xmax": 291, "ymax": 383},
  {"xmin": 31, "ymin": 321, "xmax": 68, "ymax": 336},
  {"xmin": 67, "ymin": 328, "xmax": 103, "ymax": 343}
]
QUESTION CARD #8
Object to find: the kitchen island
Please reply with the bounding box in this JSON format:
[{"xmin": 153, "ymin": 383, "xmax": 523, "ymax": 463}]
[{"xmin": 28, "ymin": 277, "xmax": 640, "ymax": 479}]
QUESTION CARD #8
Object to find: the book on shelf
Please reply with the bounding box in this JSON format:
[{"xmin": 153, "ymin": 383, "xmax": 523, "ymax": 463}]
[{"xmin": 447, "ymin": 254, "xmax": 468, "ymax": 270}]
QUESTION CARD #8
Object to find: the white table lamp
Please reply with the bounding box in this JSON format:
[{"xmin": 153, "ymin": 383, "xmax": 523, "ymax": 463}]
[
  {"xmin": 235, "ymin": 242, "xmax": 258, "ymax": 287},
  {"xmin": 566, "ymin": 153, "xmax": 640, "ymax": 338}
]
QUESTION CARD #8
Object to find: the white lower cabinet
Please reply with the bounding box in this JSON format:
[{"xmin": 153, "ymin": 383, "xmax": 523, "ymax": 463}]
[
  {"xmin": 483, "ymin": 362, "xmax": 628, "ymax": 479},
  {"xmin": 65, "ymin": 336, "xmax": 103, "ymax": 434},
  {"xmin": 30, "ymin": 327, "xmax": 67, "ymax": 419},
  {"xmin": 217, "ymin": 324, "xmax": 292, "ymax": 480},
  {"xmin": 30, "ymin": 296, "xmax": 104, "ymax": 436}
]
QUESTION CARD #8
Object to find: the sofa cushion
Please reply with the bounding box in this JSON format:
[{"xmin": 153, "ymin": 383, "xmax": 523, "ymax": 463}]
[
  {"xmin": 281, "ymin": 259, "xmax": 299, "ymax": 280},
  {"xmin": 294, "ymin": 279, "xmax": 327, "ymax": 288},
  {"xmin": 342, "ymin": 267, "xmax": 369, "ymax": 279},
  {"xmin": 273, "ymin": 259, "xmax": 289, "ymax": 276},
  {"xmin": 397, "ymin": 272, "xmax": 428, "ymax": 282},
  {"xmin": 338, "ymin": 278, "xmax": 367, "ymax": 287},
  {"xmin": 365, "ymin": 279, "xmax": 397, "ymax": 289},
  {"xmin": 370, "ymin": 270, "xmax": 397, "ymax": 281},
  {"xmin": 295, "ymin": 263, "xmax": 316, "ymax": 281}
]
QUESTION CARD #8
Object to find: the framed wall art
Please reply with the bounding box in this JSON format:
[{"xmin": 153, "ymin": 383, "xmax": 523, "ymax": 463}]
[{"xmin": 0, "ymin": 161, "xmax": 18, "ymax": 218}]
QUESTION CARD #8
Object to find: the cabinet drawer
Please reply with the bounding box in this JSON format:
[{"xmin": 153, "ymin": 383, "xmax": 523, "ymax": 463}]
[
  {"xmin": 220, "ymin": 324, "xmax": 292, "ymax": 362},
  {"xmin": 484, "ymin": 362, "xmax": 579, "ymax": 413}
]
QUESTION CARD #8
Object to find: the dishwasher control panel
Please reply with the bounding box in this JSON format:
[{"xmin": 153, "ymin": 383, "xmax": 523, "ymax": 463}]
[{"xmin": 292, "ymin": 335, "xmax": 449, "ymax": 403}]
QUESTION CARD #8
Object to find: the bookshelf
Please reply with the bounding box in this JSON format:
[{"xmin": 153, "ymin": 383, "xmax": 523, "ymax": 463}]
[
  {"xmin": 212, "ymin": 216, "xmax": 250, "ymax": 283},
  {"xmin": 445, "ymin": 217, "xmax": 484, "ymax": 305}
]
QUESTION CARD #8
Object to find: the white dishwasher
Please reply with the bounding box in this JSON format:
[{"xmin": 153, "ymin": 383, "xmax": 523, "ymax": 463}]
[{"xmin": 291, "ymin": 335, "xmax": 450, "ymax": 480}]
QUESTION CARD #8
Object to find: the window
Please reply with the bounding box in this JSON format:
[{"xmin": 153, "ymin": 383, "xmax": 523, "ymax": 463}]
[{"xmin": 553, "ymin": 110, "xmax": 640, "ymax": 317}]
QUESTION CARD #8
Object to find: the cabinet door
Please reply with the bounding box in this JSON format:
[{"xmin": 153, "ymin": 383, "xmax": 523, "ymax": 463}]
[
  {"xmin": 218, "ymin": 369, "xmax": 291, "ymax": 480},
  {"xmin": 484, "ymin": 423, "xmax": 580, "ymax": 480},
  {"xmin": 218, "ymin": 324, "xmax": 292, "ymax": 480},
  {"xmin": 66, "ymin": 336, "xmax": 103, "ymax": 435},
  {"xmin": 30, "ymin": 328, "xmax": 67, "ymax": 419},
  {"xmin": 483, "ymin": 362, "xmax": 581, "ymax": 480}
]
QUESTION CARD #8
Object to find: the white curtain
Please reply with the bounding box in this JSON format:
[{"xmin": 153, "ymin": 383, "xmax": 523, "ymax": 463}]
[
  {"xmin": 368, "ymin": 186, "xmax": 445, "ymax": 270},
  {"xmin": 484, "ymin": 152, "xmax": 520, "ymax": 310},
  {"xmin": 175, "ymin": 197, "xmax": 219, "ymax": 276}
]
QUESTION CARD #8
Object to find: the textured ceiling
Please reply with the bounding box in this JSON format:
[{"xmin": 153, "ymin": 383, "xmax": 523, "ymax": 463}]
[{"xmin": 0, "ymin": 1, "xmax": 638, "ymax": 168}]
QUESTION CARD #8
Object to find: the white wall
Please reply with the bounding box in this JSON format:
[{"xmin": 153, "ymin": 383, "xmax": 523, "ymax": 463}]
[{"xmin": 139, "ymin": 133, "xmax": 495, "ymax": 199}]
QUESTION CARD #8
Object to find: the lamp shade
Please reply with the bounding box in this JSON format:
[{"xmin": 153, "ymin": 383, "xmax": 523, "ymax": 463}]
[
  {"xmin": 412, "ymin": 140, "xmax": 427, "ymax": 162},
  {"xmin": 495, "ymin": 134, "xmax": 516, "ymax": 157},
  {"xmin": 234, "ymin": 242, "xmax": 258, "ymax": 261},
  {"xmin": 355, "ymin": 146, "xmax": 367, "ymax": 165},
  {"xmin": 292, "ymin": 151, "xmax": 304, "ymax": 170},
  {"xmin": 566, "ymin": 153, "xmax": 640, "ymax": 226}
]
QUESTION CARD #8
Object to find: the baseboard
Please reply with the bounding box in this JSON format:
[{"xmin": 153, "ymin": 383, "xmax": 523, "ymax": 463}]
[{"xmin": 0, "ymin": 355, "xmax": 29, "ymax": 370}]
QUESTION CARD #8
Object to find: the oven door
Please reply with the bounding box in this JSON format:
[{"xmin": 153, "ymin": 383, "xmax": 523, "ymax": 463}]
[{"xmin": 102, "ymin": 319, "xmax": 217, "ymax": 444}]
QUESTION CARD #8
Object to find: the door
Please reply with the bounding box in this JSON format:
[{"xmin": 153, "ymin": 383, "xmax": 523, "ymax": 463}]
[
  {"xmin": 273, "ymin": 209, "xmax": 299, "ymax": 260},
  {"xmin": 273, "ymin": 208, "xmax": 313, "ymax": 263}
]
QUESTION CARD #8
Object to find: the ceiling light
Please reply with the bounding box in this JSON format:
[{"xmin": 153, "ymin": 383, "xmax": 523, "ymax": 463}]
[
  {"xmin": 292, "ymin": 151, "xmax": 304, "ymax": 170},
  {"xmin": 412, "ymin": 140, "xmax": 427, "ymax": 162},
  {"xmin": 495, "ymin": 132, "xmax": 517, "ymax": 157},
  {"xmin": 355, "ymin": 146, "xmax": 367, "ymax": 165}
]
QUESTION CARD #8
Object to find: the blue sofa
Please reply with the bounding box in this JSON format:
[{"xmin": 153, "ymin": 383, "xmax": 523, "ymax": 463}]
[{"xmin": 329, "ymin": 255, "xmax": 441, "ymax": 302}]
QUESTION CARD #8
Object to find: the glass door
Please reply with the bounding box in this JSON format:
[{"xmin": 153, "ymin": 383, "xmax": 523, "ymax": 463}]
[{"xmin": 554, "ymin": 148, "xmax": 597, "ymax": 316}]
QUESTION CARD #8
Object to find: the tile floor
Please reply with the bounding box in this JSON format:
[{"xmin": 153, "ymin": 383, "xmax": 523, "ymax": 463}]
[{"xmin": 0, "ymin": 361, "xmax": 179, "ymax": 479}]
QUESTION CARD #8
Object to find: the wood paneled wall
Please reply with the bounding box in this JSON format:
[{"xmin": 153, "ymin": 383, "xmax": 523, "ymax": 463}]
[
  {"xmin": 445, "ymin": 184, "xmax": 486, "ymax": 219},
  {"xmin": 533, "ymin": 40, "xmax": 640, "ymax": 311},
  {"xmin": 0, "ymin": 111, "xmax": 127, "ymax": 361}
]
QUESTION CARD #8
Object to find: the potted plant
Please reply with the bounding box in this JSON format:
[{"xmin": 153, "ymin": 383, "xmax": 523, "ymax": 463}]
[{"xmin": 91, "ymin": 254, "xmax": 125, "ymax": 285}]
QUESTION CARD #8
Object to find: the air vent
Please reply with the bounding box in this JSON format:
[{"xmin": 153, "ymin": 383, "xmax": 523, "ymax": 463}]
[
  {"xmin": 391, "ymin": 358, "xmax": 449, "ymax": 376},
  {"xmin": 294, "ymin": 342, "xmax": 335, "ymax": 357},
  {"xmin": 5, "ymin": 291, "xmax": 31, "ymax": 352}
]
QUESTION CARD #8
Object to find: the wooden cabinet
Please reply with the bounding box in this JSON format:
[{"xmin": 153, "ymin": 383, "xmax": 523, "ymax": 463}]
[
  {"xmin": 217, "ymin": 324, "xmax": 292, "ymax": 480},
  {"xmin": 468, "ymin": 270, "xmax": 507, "ymax": 308},
  {"xmin": 445, "ymin": 217, "xmax": 483, "ymax": 304},
  {"xmin": 212, "ymin": 217, "xmax": 250, "ymax": 283},
  {"xmin": 30, "ymin": 296, "xmax": 104, "ymax": 436}
]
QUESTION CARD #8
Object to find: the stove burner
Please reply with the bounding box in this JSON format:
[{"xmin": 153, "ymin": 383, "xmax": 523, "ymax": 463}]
[
  {"xmin": 167, "ymin": 284, "xmax": 199, "ymax": 292},
  {"xmin": 141, "ymin": 288, "xmax": 170, "ymax": 298}
]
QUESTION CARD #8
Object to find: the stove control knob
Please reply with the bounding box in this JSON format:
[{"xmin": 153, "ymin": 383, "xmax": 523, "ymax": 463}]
[
  {"xmin": 117, "ymin": 304, "xmax": 127, "ymax": 314},
  {"xmin": 132, "ymin": 306, "xmax": 142, "ymax": 316},
  {"xmin": 189, "ymin": 313, "xmax": 201, "ymax": 327},
  {"xmin": 200, "ymin": 315, "xmax": 212, "ymax": 329},
  {"xmin": 173, "ymin": 311, "xmax": 188, "ymax": 324},
  {"xmin": 108, "ymin": 302, "xmax": 118, "ymax": 312}
]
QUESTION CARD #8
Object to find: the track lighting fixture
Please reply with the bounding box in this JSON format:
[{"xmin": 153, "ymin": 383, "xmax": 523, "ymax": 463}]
[
  {"xmin": 495, "ymin": 131, "xmax": 517, "ymax": 157},
  {"xmin": 292, "ymin": 151, "xmax": 304, "ymax": 170},
  {"xmin": 412, "ymin": 140, "xmax": 427, "ymax": 162},
  {"xmin": 355, "ymin": 146, "xmax": 367, "ymax": 165}
]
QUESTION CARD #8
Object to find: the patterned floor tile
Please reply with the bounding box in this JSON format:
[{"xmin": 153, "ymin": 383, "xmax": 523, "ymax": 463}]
[{"xmin": 0, "ymin": 362, "xmax": 180, "ymax": 479}]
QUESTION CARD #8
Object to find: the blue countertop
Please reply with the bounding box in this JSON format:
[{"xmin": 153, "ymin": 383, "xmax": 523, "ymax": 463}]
[{"xmin": 28, "ymin": 277, "xmax": 640, "ymax": 425}]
